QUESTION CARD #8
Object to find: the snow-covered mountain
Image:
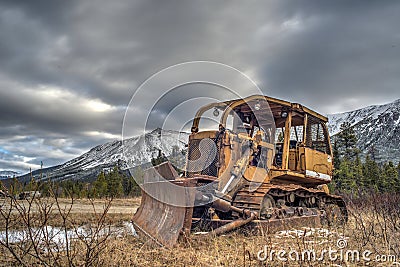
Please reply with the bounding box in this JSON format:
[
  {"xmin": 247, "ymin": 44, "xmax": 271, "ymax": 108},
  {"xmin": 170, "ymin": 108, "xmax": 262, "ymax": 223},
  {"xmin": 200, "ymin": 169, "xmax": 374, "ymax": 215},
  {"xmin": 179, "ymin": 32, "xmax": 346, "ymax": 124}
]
[
  {"xmin": 328, "ymin": 99, "xmax": 400, "ymax": 162},
  {"xmin": 0, "ymin": 170, "xmax": 19, "ymax": 180},
  {"xmin": 19, "ymin": 128, "xmax": 189, "ymax": 182}
]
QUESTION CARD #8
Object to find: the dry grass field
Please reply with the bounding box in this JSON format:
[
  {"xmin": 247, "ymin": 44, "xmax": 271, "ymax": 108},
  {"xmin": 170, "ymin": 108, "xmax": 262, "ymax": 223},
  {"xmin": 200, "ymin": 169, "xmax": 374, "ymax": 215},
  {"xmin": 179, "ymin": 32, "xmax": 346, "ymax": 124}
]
[
  {"xmin": 0, "ymin": 197, "xmax": 140, "ymax": 229},
  {"xmin": 1, "ymin": 194, "xmax": 399, "ymax": 266}
]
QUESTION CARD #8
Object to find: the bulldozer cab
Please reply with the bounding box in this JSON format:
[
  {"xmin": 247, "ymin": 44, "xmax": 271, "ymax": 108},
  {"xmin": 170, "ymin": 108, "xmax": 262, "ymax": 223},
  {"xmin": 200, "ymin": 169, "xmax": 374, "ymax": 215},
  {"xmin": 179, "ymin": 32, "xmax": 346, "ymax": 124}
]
[{"xmin": 188, "ymin": 95, "xmax": 333, "ymax": 186}]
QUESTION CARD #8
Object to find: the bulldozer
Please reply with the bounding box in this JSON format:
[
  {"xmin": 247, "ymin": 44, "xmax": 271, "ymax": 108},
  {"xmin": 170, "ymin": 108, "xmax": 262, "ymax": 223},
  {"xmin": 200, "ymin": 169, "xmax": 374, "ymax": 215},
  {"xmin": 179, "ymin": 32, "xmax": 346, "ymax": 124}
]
[{"xmin": 132, "ymin": 95, "xmax": 347, "ymax": 247}]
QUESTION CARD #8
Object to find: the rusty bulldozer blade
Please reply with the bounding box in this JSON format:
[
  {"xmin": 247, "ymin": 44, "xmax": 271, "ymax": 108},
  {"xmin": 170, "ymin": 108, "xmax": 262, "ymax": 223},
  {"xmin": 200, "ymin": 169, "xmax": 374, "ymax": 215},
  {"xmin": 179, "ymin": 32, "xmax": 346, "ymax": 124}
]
[
  {"xmin": 132, "ymin": 185, "xmax": 189, "ymax": 247},
  {"xmin": 132, "ymin": 162, "xmax": 195, "ymax": 247}
]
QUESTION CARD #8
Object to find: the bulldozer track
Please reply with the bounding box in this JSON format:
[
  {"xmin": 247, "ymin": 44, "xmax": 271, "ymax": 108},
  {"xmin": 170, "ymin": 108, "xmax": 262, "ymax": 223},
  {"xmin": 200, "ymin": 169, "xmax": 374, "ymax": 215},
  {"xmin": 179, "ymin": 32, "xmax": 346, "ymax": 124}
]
[{"xmin": 232, "ymin": 183, "xmax": 348, "ymax": 222}]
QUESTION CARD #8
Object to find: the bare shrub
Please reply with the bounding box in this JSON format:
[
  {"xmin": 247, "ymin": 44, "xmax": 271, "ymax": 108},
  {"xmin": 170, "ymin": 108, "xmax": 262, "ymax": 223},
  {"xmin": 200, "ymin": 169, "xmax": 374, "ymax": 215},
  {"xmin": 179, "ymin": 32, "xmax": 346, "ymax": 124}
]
[
  {"xmin": 0, "ymin": 183, "xmax": 114, "ymax": 266},
  {"xmin": 345, "ymin": 191, "xmax": 400, "ymax": 256}
]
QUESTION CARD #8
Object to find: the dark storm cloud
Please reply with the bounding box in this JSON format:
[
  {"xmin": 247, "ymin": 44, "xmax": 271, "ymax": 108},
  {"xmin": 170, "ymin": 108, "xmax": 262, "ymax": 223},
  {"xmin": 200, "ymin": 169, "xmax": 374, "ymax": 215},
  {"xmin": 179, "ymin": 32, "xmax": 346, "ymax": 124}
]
[
  {"xmin": 255, "ymin": 1, "xmax": 400, "ymax": 113},
  {"xmin": 0, "ymin": 0, "xmax": 399, "ymax": 172}
]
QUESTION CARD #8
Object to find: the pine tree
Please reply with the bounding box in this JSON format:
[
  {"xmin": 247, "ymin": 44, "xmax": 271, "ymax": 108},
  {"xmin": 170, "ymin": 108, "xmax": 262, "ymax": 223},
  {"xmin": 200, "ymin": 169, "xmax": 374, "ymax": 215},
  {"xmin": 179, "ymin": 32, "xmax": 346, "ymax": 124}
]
[
  {"xmin": 363, "ymin": 156, "xmax": 380, "ymax": 191},
  {"xmin": 397, "ymin": 162, "xmax": 400, "ymax": 192},
  {"xmin": 334, "ymin": 158, "xmax": 357, "ymax": 192},
  {"xmin": 353, "ymin": 155, "xmax": 364, "ymax": 189},
  {"xmin": 60, "ymin": 180, "xmax": 86, "ymax": 198},
  {"xmin": 106, "ymin": 166, "xmax": 124, "ymax": 198},
  {"xmin": 93, "ymin": 171, "xmax": 108, "ymax": 198},
  {"xmin": 331, "ymin": 121, "xmax": 360, "ymax": 193},
  {"xmin": 25, "ymin": 177, "xmax": 38, "ymax": 192},
  {"xmin": 398, "ymin": 162, "xmax": 400, "ymax": 181},
  {"xmin": 383, "ymin": 161, "xmax": 399, "ymax": 192},
  {"xmin": 123, "ymin": 175, "xmax": 140, "ymax": 196},
  {"xmin": 39, "ymin": 181, "xmax": 52, "ymax": 197},
  {"xmin": 332, "ymin": 138, "xmax": 341, "ymax": 170},
  {"xmin": 127, "ymin": 167, "xmax": 143, "ymax": 196},
  {"xmin": 10, "ymin": 177, "xmax": 22, "ymax": 196},
  {"xmin": 336, "ymin": 122, "xmax": 358, "ymax": 160}
]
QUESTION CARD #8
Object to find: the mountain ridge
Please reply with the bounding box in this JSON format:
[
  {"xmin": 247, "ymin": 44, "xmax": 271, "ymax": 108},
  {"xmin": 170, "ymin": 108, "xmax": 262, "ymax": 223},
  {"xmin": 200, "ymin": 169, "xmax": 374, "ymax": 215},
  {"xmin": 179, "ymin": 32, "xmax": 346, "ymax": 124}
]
[
  {"xmin": 17, "ymin": 129, "xmax": 189, "ymax": 183},
  {"xmin": 328, "ymin": 98, "xmax": 400, "ymax": 162},
  {"xmin": 327, "ymin": 98, "xmax": 400, "ymax": 135},
  {"xmin": 0, "ymin": 170, "xmax": 20, "ymax": 180}
]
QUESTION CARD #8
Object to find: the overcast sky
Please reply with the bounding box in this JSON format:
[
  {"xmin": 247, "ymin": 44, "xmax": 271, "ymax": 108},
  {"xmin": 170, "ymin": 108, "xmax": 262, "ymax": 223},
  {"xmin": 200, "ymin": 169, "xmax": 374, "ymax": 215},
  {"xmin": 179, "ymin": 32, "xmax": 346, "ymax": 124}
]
[{"xmin": 1, "ymin": 0, "xmax": 400, "ymax": 173}]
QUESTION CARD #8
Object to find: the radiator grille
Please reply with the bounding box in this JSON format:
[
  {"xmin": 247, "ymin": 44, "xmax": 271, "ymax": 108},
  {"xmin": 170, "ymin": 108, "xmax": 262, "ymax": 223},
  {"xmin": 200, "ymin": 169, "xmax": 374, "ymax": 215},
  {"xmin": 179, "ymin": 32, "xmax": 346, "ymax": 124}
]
[{"xmin": 186, "ymin": 138, "xmax": 220, "ymax": 177}]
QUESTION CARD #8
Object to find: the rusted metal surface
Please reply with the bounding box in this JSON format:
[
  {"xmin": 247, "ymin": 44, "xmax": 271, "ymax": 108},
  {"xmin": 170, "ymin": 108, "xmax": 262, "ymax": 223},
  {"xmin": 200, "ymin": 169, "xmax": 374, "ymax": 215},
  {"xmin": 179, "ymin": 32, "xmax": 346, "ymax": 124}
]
[
  {"xmin": 154, "ymin": 161, "xmax": 179, "ymax": 180},
  {"xmin": 132, "ymin": 163, "xmax": 196, "ymax": 248},
  {"xmin": 143, "ymin": 161, "xmax": 178, "ymax": 183},
  {"xmin": 211, "ymin": 198, "xmax": 251, "ymax": 216},
  {"xmin": 132, "ymin": 188, "xmax": 188, "ymax": 247},
  {"xmin": 211, "ymin": 198, "xmax": 234, "ymax": 212},
  {"xmin": 210, "ymin": 212, "xmax": 257, "ymax": 236}
]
